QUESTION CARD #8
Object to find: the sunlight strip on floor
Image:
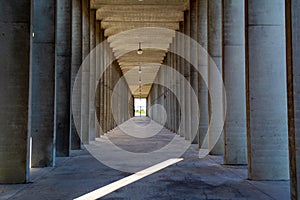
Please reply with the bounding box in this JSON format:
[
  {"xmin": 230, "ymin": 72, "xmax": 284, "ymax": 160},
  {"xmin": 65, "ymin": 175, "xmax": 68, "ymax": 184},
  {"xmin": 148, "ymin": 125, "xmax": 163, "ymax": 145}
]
[{"xmin": 74, "ymin": 158, "xmax": 183, "ymax": 200}]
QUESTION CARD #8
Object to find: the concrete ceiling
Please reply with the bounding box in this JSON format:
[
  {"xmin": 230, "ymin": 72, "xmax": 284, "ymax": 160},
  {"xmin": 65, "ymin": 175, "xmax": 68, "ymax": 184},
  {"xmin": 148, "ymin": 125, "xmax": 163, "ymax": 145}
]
[{"xmin": 92, "ymin": 0, "xmax": 188, "ymax": 98}]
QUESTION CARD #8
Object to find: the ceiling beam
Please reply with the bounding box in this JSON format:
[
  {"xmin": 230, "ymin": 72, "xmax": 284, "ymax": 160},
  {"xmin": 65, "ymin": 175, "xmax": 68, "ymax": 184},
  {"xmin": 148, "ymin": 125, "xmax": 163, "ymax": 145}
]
[
  {"xmin": 107, "ymin": 28, "xmax": 175, "ymax": 42},
  {"xmin": 95, "ymin": 5, "xmax": 186, "ymax": 12},
  {"xmin": 99, "ymin": 15, "xmax": 184, "ymax": 22},
  {"xmin": 91, "ymin": 0, "xmax": 189, "ymax": 7},
  {"xmin": 104, "ymin": 25, "xmax": 179, "ymax": 37},
  {"xmin": 101, "ymin": 21, "xmax": 179, "ymax": 29}
]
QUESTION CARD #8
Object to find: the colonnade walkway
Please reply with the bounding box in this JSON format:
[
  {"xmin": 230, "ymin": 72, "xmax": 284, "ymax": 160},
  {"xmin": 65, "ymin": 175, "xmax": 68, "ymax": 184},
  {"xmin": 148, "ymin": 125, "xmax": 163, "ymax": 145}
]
[{"xmin": 0, "ymin": 118, "xmax": 289, "ymax": 200}]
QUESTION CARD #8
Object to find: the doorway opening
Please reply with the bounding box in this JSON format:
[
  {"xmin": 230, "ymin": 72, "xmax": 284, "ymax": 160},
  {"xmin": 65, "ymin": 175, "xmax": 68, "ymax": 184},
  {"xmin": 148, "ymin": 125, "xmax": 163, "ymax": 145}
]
[{"xmin": 134, "ymin": 98, "xmax": 147, "ymax": 117}]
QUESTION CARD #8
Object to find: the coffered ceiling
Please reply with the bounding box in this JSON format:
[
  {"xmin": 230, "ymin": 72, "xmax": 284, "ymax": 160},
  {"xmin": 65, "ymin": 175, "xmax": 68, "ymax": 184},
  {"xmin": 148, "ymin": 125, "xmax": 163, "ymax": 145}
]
[{"xmin": 91, "ymin": 0, "xmax": 189, "ymax": 98}]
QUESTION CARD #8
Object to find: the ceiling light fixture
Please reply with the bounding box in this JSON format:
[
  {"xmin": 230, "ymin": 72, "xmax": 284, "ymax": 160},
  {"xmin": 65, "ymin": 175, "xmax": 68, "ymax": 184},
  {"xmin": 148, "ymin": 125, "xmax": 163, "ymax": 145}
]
[
  {"xmin": 137, "ymin": 42, "xmax": 143, "ymax": 55},
  {"xmin": 138, "ymin": 66, "xmax": 142, "ymax": 74}
]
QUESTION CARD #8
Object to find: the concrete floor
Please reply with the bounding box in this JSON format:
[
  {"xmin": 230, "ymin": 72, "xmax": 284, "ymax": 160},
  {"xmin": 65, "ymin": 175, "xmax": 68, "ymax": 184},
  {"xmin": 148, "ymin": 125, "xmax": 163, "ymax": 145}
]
[{"xmin": 0, "ymin": 117, "xmax": 290, "ymax": 200}]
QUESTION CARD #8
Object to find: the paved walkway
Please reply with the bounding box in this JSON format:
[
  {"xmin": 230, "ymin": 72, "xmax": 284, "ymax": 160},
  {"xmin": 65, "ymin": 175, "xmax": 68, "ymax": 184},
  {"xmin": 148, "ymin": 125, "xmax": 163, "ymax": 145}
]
[{"xmin": 0, "ymin": 117, "xmax": 290, "ymax": 200}]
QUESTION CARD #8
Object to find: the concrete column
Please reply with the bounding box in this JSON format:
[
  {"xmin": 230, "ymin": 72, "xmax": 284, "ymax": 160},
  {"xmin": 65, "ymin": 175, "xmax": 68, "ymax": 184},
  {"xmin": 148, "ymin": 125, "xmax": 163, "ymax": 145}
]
[
  {"xmin": 107, "ymin": 53, "xmax": 113, "ymax": 131},
  {"xmin": 173, "ymin": 37, "xmax": 178, "ymax": 133},
  {"xmin": 89, "ymin": 9, "xmax": 96, "ymax": 141},
  {"xmin": 184, "ymin": 10, "xmax": 192, "ymax": 141},
  {"xmin": 153, "ymin": 81, "xmax": 158, "ymax": 122},
  {"xmin": 70, "ymin": 0, "xmax": 82, "ymax": 150},
  {"xmin": 190, "ymin": 0, "xmax": 199, "ymax": 144},
  {"xmin": 95, "ymin": 21, "xmax": 103, "ymax": 138},
  {"xmin": 160, "ymin": 66, "xmax": 165, "ymax": 125},
  {"xmin": 197, "ymin": 0, "xmax": 209, "ymax": 148},
  {"xmin": 207, "ymin": 0, "xmax": 223, "ymax": 155},
  {"xmin": 246, "ymin": 0, "xmax": 289, "ymax": 180},
  {"xmin": 222, "ymin": 0, "xmax": 247, "ymax": 165},
  {"xmin": 286, "ymin": 0, "xmax": 300, "ymax": 198},
  {"xmin": 55, "ymin": 0, "xmax": 71, "ymax": 156},
  {"xmin": 175, "ymin": 32, "xmax": 181, "ymax": 134},
  {"xmin": 102, "ymin": 41, "xmax": 108, "ymax": 133},
  {"xmin": 179, "ymin": 21, "xmax": 185, "ymax": 137},
  {"xmin": 0, "ymin": 0, "xmax": 30, "ymax": 183},
  {"xmin": 164, "ymin": 60, "xmax": 168, "ymax": 127},
  {"xmin": 81, "ymin": 0, "xmax": 90, "ymax": 144},
  {"xmin": 30, "ymin": 0, "xmax": 55, "ymax": 167},
  {"xmin": 166, "ymin": 52, "xmax": 171, "ymax": 129},
  {"xmin": 170, "ymin": 46, "xmax": 174, "ymax": 132},
  {"xmin": 171, "ymin": 41, "xmax": 177, "ymax": 132},
  {"xmin": 99, "ymin": 31, "xmax": 105, "ymax": 134},
  {"xmin": 106, "ymin": 51, "xmax": 111, "ymax": 131}
]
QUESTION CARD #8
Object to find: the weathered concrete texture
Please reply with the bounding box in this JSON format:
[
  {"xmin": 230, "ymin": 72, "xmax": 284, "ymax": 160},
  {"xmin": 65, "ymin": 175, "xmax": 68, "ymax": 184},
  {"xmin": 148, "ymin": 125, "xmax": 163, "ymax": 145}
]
[
  {"xmin": 246, "ymin": 0, "xmax": 289, "ymax": 180},
  {"xmin": 81, "ymin": 0, "xmax": 90, "ymax": 144},
  {"xmin": 179, "ymin": 21, "xmax": 185, "ymax": 138},
  {"xmin": 197, "ymin": 0, "xmax": 209, "ymax": 149},
  {"xmin": 70, "ymin": 0, "xmax": 82, "ymax": 150},
  {"xmin": 30, "ymin": 0, "xmax": 55, "ymax": 167},
  {"xmin": 292, "ymin": 0, "xmax": 300, "ymax": 197},
  {"xmin": 99, "ymin": 30, "xmax": 105, "ymax": 135},
  {"xmin": 89, "ymin": 9, "xmax": 96, "ymax": 141},
  {"xmin": 55, "ymin": 0, "xmax": 71, "ymax": 157},
  {"xmin": 223, "ymin": 0, "xmax": 247, "ymax": 165},
  {"xmin": 166, "ymin": 52, "xmax": 171, "ymax": 130},
  {"xmin": 190, "ymin": 0, "xmax": 199, "ymax": 144},
  {"xmin": 171, "ymin": 41, "xmax": 178, "ymax": 133},
  {"xmin": 160, "ymin": 65, "xmax": 166, "ymax": 125},
  {"xmin": 183, "ymin": 10, "xmax": 192, "ymax": 142},
  {"xmin": 0, "ymin": 0, "xmax": 31, "ymax": 183},
  {"xmin": 95, "ymin": 21, "xmax": 102, "ymax": 138},
  {"xmin": 174, "ymin": 33, "xmax": 181, "ymax": 135},
  {"xmin": 107, "ymin": 55, "xmax": 112, "ymax": 131},
  {"xmin": 207, "ymin": 0, "xmax": 224, "ymax": 155},
  {"xmin": 0, "ymin": 118, "xmax": 290, "ymax": 200},
  {"xmin": 102, "ymin": 42, "xmax": 108, "ymax": 133},
  {"xmin": 287, "ymin": 0, "xmax": 300, "ymax": 198}
]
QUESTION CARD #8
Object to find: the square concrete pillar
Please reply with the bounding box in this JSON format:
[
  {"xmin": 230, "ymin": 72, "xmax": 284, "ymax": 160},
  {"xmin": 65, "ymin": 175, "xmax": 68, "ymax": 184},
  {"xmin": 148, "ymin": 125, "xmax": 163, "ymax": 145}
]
[
  {"xmin": 55, "ymin": 0, "xmax": 71, "ymax": 157},
  {"xmin": 0, "ymin": 0, "xmax": 31, "ymax": 183},
  {"xmin": 30, "ymin": 0, "xmax": 56, "ymax": 167}
]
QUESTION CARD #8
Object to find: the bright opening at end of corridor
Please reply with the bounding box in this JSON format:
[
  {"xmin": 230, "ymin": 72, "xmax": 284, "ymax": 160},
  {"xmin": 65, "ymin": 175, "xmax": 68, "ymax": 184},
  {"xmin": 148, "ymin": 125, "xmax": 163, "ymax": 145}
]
[{"xmin": 134, "ymin": 98, "xmax": 147, "ymax": 117}]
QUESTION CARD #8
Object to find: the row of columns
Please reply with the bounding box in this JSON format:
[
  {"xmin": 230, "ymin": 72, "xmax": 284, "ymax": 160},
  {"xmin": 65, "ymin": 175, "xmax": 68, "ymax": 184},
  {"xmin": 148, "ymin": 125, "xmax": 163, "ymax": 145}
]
[
  {"xmin": 147, "ymin": 1, "xmax": 299, "ymax": 196},
  {"xmin": 0, "ymin": 0, "xmax": 133, "ymax": 183},
  {"xmin": 0, "ymin": 1, "xmax": 299, "ymax": 199}
]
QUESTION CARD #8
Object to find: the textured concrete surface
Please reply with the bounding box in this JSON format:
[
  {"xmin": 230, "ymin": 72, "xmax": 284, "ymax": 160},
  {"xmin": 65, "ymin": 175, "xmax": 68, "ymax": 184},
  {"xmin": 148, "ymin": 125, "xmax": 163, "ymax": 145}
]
[
  {"xmin": 287, "ymin": 0, "xmax": 300, "ymax": 198},
  {"xmin": 222, "ymin": 0, "xmax": 247, "ymax": 165},
  {"xmin": 197, "ymin": 0, "xmax": 209, "ymax": 149},
  {"xmin": 183, "ymin": 10, "xmax": 192, "ymax": 142},
  {"xmin": 89, "ymin": 9, "xmax": 96, "ymax": 141},
  {"xmin": 55, "ymin": 0, "xmax": 71, "ymax": 157},
  {"xmin": 0, "ymin": 0, "xmax": 31, "ymax": 183},
  {"xmin": 0, "ymin": 117, "xmax": 290, "ymax": 199},
  {"xmin": 70, "ymin": 0, "xmax": 83, "ymax": 150},
  {"xmin": 246, "ymin": 0, "xmax": 289, "ymax": 180},
  {"xmin": 207, "ymin": 0, "xmax": 224, "ymax": 155},
  {"xmin": 30, "ymin": 0, "xmax": 55, "ymax": 167},
  {"xmin": 81, "ymin": 0, "xmax": 91, "ymax": 145},
  {"xmin": 292, "ymin": 0, "xmax": 300, "ymax": 197},
  {"xmin": 190, "ymin": 0, "xmax": 199, "ymax": 144}
]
